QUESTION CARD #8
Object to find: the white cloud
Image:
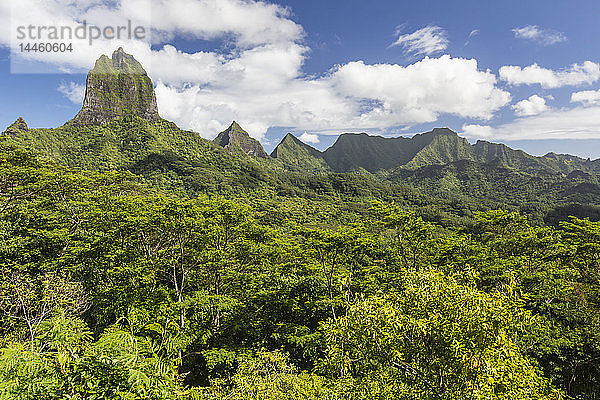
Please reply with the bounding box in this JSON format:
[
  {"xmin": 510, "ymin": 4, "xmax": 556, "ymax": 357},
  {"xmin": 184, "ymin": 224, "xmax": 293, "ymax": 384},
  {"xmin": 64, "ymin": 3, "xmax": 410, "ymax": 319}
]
[
  {"xmin": 298, "ymin": 132, "xmax": 319, "ymax": 144},
  {"xmin": 391, "ymin": 25, "xmax": 449, "ymax": 56},
  {"xmin": 3, "ymin": 0, "xmax": 303, "ymax": 73},
  {"xmin": 462, "ymin": 124, "xmax": 494, "ymax": 138},
  {"xmin": 499, "ymin": 61, "xmax": 600, "ymax": 89},
  {"xmin": 512, "ymin": 95, "xmax": 549, "ymax": 116},
  {"xmin": 154, "ymin": 54, "xmax": 510, "ymax": 139},
  {"xmin": 330, "ymin": 55, "xmax": 511, "ymax": 124},
  {"xmin": 464, "ymin": 107, "xmax": 600, "ymax": 140},
  {"xmin": 146, "ymin": 0, "xmax": 303, "ymax": 47},
  {"xmin": 571, "ymin": 89, "xmax": 600, "ymax": 106},
  {"xmin": 512, "ymin": 25, "xmax": 567, "ymax": 45},
  {"xmin": 154, "ymin": 73, "xmax": 355, "ymax": 139},
  {"xmin": 464, "ymin": 29, "xmax": 479, "ymax": 46},
  {"xmin": 58, "ymin": 82, "xmax": 86, "ymax": 104}
]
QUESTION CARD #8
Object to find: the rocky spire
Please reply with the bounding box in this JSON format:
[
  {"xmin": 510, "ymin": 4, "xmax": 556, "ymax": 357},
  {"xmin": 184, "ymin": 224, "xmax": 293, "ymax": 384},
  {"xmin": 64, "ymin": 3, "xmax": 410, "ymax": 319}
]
[
  {"xmin": 2, "ymin": 117, "xmax": 28, "ymax": 136},
  {"xmin": 213, "ymin": 121, "xmax": 269, "ymax": 158},
  {"xmin": 67, "ymin": 48, "xmax": 160, "ymax": 126}
]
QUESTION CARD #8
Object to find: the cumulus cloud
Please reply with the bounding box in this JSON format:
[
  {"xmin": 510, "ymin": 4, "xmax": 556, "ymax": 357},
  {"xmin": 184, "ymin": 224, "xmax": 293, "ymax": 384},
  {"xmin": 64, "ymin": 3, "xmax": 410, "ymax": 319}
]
[
  {"xmin": 153, "ymin": 54, "xmax": 510, "ymax": 139},
  {"xmin": 154, "ymin": 74, "xmax": 355, "ymax": 139},
  {"xmin": 499, "ymin": 61, "xmax": 600, "ymax": 89},
  {"xmin": 463, "ymin": 107, "xmax": 600, "ymax": 140},
  {"xmin": 58, "ymin": 82, "xmax": 86, "ymax": 104},
  {"xmin": 146, "ymin": 0, "xmax": 303, "ymax": 47},
  {"xmin": 512, "ymin": 95, "xmax": 549, "ymax": 116},
  {"xmin": 3, "ymin": 0, "xmax": 155, "ymax": 73},
  {"xmin": 298, "ymin": 132, "xmax": 319, "ymax": 144},
  {"xmin": 3, "ymin": 0, "xmax": 303, "ymax": 72},
  {"xmin": 512, "ymin": 25, "xmax": 567, "ymax": 45},
  {"xmin": 462, "ymin": 124, "xmax": 494, "ymax": 138},
  {"xmin": 391, "ymin": 25, "xmax": 449, "ymax": 57},
  {"xmin": 330, "ymin": 55, "xmax": 511, "ymax": 124},
  {"xmin": 571, "ymin": 89, "xmax": 600, "ymax": 106}
]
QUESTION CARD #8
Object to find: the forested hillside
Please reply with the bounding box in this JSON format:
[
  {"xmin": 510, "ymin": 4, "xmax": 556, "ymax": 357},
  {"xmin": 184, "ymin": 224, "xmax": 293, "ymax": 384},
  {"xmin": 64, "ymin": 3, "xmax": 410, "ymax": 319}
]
[
  {"xmin": 1, "ymin": 143, "xmax": 599, "ymax": 399},
  {"xmin": 2, "ymin": 48, "xmax": 600, "ymax": 400}
]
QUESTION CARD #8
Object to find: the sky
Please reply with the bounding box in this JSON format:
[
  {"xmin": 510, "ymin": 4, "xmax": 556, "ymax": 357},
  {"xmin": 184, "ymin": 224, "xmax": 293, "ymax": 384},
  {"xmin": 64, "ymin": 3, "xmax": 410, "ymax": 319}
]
[{"xmin": 1, "ymin": 0, "xmax": 600, "ymax": 158}]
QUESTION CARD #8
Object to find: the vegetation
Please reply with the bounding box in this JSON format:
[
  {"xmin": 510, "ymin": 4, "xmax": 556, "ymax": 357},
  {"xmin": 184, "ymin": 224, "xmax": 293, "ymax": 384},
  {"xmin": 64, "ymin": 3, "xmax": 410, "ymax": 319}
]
[
  {"xmin": 5, "ymin": 115, "xmax": 600, "ymax": 229},
  {"xmin": 4, "ymin": 45, "xmax": 600, "ymax": 398},
  {"xmin": 1, "ymin": 140, "xmax": 600, "ymax": 399}
]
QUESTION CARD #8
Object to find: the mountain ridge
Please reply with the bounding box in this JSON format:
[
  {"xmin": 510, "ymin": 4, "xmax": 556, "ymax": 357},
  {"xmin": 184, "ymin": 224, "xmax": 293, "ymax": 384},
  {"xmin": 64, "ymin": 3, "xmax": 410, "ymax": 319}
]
[
  {"xmin": 2, "ymin": 47, "xmax": 600, "ymax": 197},
  {"xmin": 296, "ymin": 127, "xmax": 600, "ymax": 174}
]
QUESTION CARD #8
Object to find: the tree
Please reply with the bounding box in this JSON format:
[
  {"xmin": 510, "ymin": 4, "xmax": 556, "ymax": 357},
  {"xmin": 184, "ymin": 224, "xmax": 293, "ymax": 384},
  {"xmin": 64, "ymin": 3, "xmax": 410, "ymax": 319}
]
[
  {"xmin": 321, "ymin": 268, "xmax": 563, "ymax": 400},
  {"xmin": 0, "ymin": 269, "xmax": 88, "ymax": 352}
]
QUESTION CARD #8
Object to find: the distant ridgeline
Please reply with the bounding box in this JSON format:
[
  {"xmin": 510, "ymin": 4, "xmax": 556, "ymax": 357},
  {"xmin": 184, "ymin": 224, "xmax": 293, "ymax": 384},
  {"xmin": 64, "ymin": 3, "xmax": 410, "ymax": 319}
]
[{"xmin": 2, "ymin": 48, "xmax": 600, "ymax": 224}]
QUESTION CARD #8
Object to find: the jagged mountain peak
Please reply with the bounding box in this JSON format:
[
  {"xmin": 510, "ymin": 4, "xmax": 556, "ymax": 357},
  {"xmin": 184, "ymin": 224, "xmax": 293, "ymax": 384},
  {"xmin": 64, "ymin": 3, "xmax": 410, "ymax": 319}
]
[
  {"xmin": 430, "ymin": 127, "xmax": 457, "ymax": 135},
  {"xmin": 277, "ymin": 132, "xmax": 318, "ymax": 147},
  {"xmin": 2, "ymin": 117, "xmax": 29, "ymax": 136},
  {"xmin": 281, "ymin": 132, "xmax": 301, "ymax": 142},
  {"xmin": 213, "ymin": 121, "xmax": 269, "ymax": 158},
  {"xmin": 91, "ymin": 47, "xmax": 148, "ymax": 75},
  {"xmin": 272, "ymin": 132, "xmax": 322, "ymax": 156},
  {"xmin": 274, "ymin": 132, "xmax": 302, "ymax": 148},
  {"xmin": 225, "ymin": 121, "xmax": 249, "ymax": 136},
  {"xmin": 271, "ymin": 132, "xmax": 329, "ymax": 172},
  {"xmin": 67, "ymin": 48, "xmax": 160, "ymax": 127}
]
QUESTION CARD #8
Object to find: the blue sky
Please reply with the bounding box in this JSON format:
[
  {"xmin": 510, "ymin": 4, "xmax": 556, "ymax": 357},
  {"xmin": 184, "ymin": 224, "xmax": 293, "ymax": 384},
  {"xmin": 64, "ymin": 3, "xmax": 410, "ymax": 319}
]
[{"xmin": 2, "ymin": 0, "xmax": 600, "ymax": 158}]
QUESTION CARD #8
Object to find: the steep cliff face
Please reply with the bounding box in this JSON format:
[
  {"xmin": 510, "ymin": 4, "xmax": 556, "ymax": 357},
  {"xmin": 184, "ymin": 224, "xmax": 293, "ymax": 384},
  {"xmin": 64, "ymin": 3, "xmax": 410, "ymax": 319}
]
[
  {"xmin": 67, "ymin": 48, "xmax": 160, "ymax": 126},
  {"xmin": 213, "ymin": 121, "xmax": 269, "ymax": 158}
]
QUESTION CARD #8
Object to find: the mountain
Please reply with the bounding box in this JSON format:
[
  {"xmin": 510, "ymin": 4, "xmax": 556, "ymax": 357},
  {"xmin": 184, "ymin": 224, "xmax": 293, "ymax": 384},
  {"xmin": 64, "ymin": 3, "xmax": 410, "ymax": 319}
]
[
  {"xmin": 68, "ymin": 47, "xmax": 160, "ymax": 126},
  {"xmin": 0, "ymin": 50, "xmax": 274, "ymax": 195},
  {"xmin": 313, "ymin": 127, "xmax": 600, "ymax": 174},
  {"xmin": 213, "ymin": 121, "xmax": 269, "ymax": 158},
  {"xmin": 2, "ymin": 47, "xmax": 600, "ymax": 226},
  {"xmin": 2, "ymin": 117, "xmax": 28, "ymax": 136},
  {"xmin": 270, "ymin": 133, "xmax": 330, "ymax": 172},
  {"xmin": 402, "ymin": 128, "xmax": 474, "ymax": 169},
  {"xmin": 319, "ymin": 128, "xmax": 472, "ymax": 173},
  {"xmin": 323, "ymin": 133, "xmax": 413, "ymax": 173}
]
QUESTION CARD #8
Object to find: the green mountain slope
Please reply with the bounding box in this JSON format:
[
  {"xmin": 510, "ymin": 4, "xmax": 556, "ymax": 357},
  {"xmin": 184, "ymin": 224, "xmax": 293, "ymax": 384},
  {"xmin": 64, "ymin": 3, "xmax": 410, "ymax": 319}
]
[
  {"xmin": 471, "ymin": 141, "xmax": 597, "ymax": 174},
  {"xmin": 213, "ymin": 121, "xmax": 269, "ymax": 158},
  {"xmin": 270, "ymin": 133, "xmax": 330, "ymax": 172},
  {"xmin": 390, "ymin": 159, "xmax": 600, "ymax": 219},
  {"xmin": 319, "ymin": 127, "xmax": 600, "ymax": 175},
  {"xmin": 322, "ymin": 128, "xmax": 471, "ymax": 173},
  {"xmin": 1, "ymin": 116, "xmax": 269, "ymax": 194},
  {"xmin": 403, "ymin": 129, "xmax": 475, "ymax": 169},
  {"xmin": 6, "ymin": 117, "xmax": 216, "ymax": 170},
  {"xmin": 323, "ymin": 133, "xmax": 417, "ymax": 172}
]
